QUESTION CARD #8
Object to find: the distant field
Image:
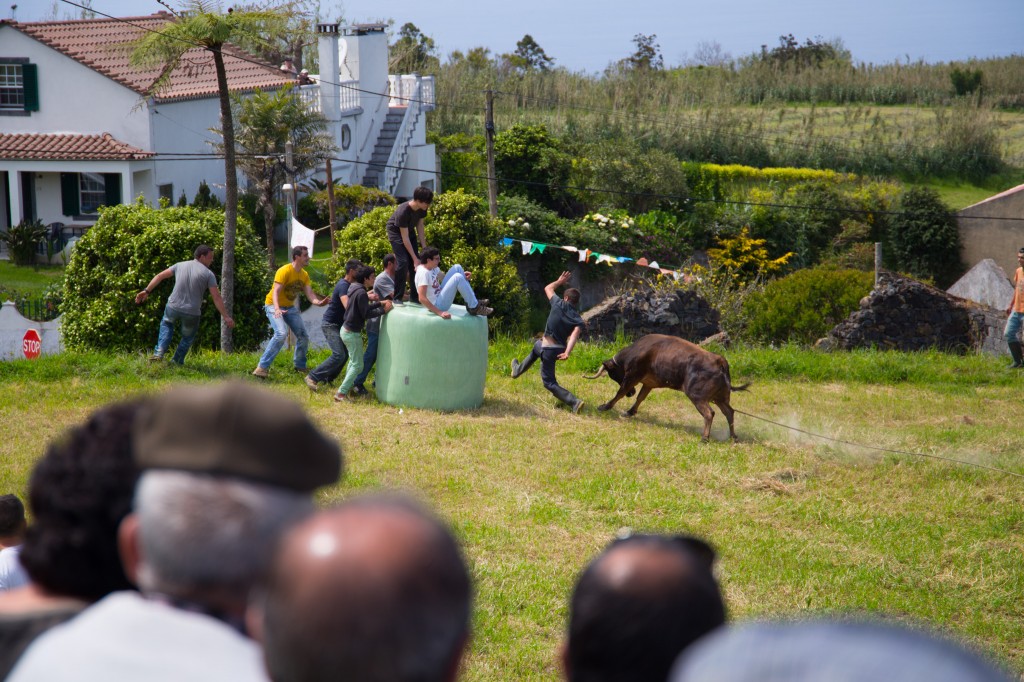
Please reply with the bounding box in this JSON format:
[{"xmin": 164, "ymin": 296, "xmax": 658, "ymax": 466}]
[{"xmin": 2, "ymin": 342, "xmax": 1022, "ymax": 680}]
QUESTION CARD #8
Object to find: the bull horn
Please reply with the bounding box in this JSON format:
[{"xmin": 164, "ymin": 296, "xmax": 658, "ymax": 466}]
[{"xmin": 582, "ymin": 366, "xmax": 607, "ymax": 380}]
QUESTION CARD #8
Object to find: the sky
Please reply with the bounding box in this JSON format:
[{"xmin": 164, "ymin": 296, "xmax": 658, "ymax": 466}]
[{"xmin": 13, "ymin": 0, "xmax": 1024, "ymax": 73}]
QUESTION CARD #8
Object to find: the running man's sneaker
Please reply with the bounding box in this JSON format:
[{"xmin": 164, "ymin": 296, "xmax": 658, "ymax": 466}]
[
  {"xmin": 252, "ymin": 366, "xmax": 269, "ymax": 378},
  {"xmin": 304, "ymin": 375, "xmax": 319, "ymax": 392},
  {"xmin": 572, "ymin": 399, "xmax": 585, "ymax": 414}
]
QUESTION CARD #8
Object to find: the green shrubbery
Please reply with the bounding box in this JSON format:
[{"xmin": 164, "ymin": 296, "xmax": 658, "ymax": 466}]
[
  {"xmin": 324, "ymin": 190, "xmax": 530, "ymax": 334},
  {"xmin": 1, "ymin": 219, "xmax": 47, "ymax": 266},
  {"xmin": 61, "ymin": 203, "xmax": 270, "ymax": 353},
  {"xmin": 886, "ymin": 187, "xmax": 963, "ymax": 287},
  {"xmin": 744, "ymin": 266, "xmax": 874, "ymax": 345}
]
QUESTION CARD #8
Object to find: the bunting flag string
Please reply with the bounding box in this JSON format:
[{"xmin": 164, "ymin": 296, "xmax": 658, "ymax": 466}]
[{"xmin": 500, "ymin": 235, "xmax": 687, "ymax": 280}]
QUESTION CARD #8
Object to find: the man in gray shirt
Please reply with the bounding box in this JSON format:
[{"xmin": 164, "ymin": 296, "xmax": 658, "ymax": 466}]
[
  {"xmin": 352, "ymin": 253, "xmax": 397, "ymax": 395},
  {"xmin": 134, "ymin": 245, "xmax": 234, "ymax": 365}
]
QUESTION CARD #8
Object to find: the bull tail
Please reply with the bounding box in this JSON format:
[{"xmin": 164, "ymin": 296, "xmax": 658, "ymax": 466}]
[
  {"xmin": 582, "ymin": 366, "xmax": 607, "ymax": 380},
  {"xmin": 731, "ymin": 382, "xmax": 751, "ymax": 392}
]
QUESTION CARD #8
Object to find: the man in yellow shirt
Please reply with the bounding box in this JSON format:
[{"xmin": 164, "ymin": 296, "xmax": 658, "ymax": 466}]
[
  {"xmin": 1004, "ymin": 247, "xmax": 1024, "ymax": 369},
  {"xmin": 253, "ymin": 246, "xmax": 328, "ymax": 378}
]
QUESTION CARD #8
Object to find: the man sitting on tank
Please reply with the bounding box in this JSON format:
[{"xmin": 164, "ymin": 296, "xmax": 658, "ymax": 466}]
[{"xmin": 414, "ymin": 247, "xmax": 493, "ymax": 319}]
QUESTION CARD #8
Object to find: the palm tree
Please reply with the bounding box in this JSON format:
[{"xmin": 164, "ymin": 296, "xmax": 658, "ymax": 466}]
[
  {"xmin": 215, "ymin": 84, "xmax": 335, "ymax": 273},
  {"xmin": 129, "ymin": 1, "xmax": 287, "ymax": 352}
]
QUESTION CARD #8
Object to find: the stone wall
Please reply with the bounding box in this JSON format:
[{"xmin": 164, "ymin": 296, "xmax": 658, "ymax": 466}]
[
  {"xmin": 581, "ymin": 289, "xmax": 720, "ymax": 342},
  {"xmin": 823, "ymin": 272, "xmax": 1008, "ymax": 355}
]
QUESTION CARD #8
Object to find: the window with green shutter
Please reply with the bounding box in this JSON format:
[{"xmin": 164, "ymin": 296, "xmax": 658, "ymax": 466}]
[{"xmin": 0, "ymin": 59, "xmax": 34, "ymax": 114}]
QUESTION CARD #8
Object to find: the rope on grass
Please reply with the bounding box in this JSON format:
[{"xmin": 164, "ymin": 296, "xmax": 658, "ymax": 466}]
[{"xmin": 732, "ymin": 408, "xmax": 1024, "ymax": 480}]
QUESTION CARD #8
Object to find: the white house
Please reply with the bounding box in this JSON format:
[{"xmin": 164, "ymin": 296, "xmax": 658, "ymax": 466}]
[{"xmin": 0, "ymin": 13, "xmax": 437, "ymax": 240}]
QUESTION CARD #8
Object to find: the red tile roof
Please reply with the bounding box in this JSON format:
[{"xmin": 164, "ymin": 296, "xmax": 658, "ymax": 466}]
[
  {"xmin": 4, "ymin": 13, "xmax": 292, "ymax": 101},
  {"xmin": 0, "ymin": 133, "xmax": 155, "ymax": 160}
]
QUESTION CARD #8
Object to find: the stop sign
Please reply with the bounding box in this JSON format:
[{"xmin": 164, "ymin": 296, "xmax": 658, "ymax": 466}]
[{"xmin": 22, "ymin": 328, "xmax": 41, "ymax": 360}]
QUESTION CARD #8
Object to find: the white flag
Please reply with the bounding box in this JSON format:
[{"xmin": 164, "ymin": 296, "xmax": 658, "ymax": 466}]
[
  {"xmin": 290, "ymin": 217, "xmax": 315, "ymax": 259},
  {"xmin": 521, "ymin": 240, "xmax": 533, "ymax": 255}
]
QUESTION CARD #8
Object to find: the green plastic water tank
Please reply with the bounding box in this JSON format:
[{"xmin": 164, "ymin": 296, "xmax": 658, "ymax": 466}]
[{"xmin": 376, "ymin": 303, "xmax": 488, "ymax": 410}]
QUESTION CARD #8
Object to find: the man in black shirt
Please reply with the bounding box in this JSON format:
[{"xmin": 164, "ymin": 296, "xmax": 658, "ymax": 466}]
[
  {"xmin": 510, "ymin": 271, "xmax": 586, "ymax": 413},
  {"xmin": 306, "ymin": 259, "xmax": 361, "ymax": 391},
  {"xmin": 386, "ymin": 186, "xmax": 432, "ymax": 304}
]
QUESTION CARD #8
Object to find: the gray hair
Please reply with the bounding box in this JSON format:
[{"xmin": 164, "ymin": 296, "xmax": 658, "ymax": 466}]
[{"xmin": 134, "ymin": 470, "xmax": 312, "ymax": 599}]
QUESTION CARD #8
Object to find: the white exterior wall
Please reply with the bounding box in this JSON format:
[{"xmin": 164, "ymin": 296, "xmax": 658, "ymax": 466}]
[
  {"xmin": 341, "ymin": 30, "xmax": 390, "ymax": 187},
  {"xmin": 0, "ymin": 27, "xmax": 149, "ymax": 148},
  {"xmin": 149, "ymin": 97, "xmax": 234, "ymax": 204},
  {"xmin": 394, "ymin": 144, "xmax": 438, "ymax": 198}
]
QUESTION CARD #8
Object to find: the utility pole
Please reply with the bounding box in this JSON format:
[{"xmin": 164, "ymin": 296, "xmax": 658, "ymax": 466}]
[
  {"xmin": 325, "ymin": 161, "xmax": 338, "ymax": 254},
  {"xmin": 485, "ymin": 89, "xmax": 498, "ymax": 218},
  {"xmin": 285, "ymin": 140, "xmax": 296, "ymax": 248}
]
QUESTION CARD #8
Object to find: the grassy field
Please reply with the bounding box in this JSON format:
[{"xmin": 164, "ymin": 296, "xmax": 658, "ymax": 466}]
[
  {"xmin": 1, "ymin": 341, "xmax": 1022, "ymax": 679},
  {"xmin": 0, "ymin": 261, "xmax": 65, "ymax": 298}
]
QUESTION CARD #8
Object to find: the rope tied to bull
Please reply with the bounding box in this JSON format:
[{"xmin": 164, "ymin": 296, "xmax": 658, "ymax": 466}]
[{"xmin": 732, "ymin": 408, "xmax": 1024, "ymax": 480}]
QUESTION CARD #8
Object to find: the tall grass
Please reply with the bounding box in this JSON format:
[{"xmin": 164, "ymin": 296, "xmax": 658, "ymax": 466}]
[{"xmin": 431, "ymin": 57, "xmax": 1020, "ymax": 180}]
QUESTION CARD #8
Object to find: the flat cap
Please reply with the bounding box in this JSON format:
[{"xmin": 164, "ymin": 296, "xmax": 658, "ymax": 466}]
[{"xmin": 134, "ymin": 381, "xmax": 342, "ymax": 492}]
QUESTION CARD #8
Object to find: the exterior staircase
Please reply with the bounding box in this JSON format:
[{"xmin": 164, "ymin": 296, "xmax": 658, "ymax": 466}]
[{"xmin": 361, "ymin": 107, "xmax": 405, "ymax": 189}]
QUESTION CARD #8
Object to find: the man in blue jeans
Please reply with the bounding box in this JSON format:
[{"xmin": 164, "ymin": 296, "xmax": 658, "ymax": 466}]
[
  {"xmin": 252, "ymin": 246, "xmax": 328, "ymax": 378},
  {"xmin": 414, "ymin": 247, "xmax": 492, "ymax": 319},
  {"xmin": 1005, "ymin": 247, "xmax": 1024, "ymax": 369},
  {"xmin": 352, "ymin": 253, "xmax": 397, "ymax": 395},
  {"xmin": 305, "ymin": 259, "xmax": 361, "ymax": 392},
  {"xmin": 135, "ymin": 245, "xmax": 234, "ymax": 365}
]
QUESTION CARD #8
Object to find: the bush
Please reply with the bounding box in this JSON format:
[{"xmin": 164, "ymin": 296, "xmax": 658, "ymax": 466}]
[
  {"xmin": 494, "ymin": 123, "xmax": 572, "ymax": 212},
  {"xmin": 744, "ymin": 266, "xmax": 874, "ymax": 345},
  {"xmin": 61, "ymin": 203, "xmax": 270, "ymax": 353},
  {"xmin": 323, "ymin": 190, "xmax": 530, "ymax": 334},
  {"xmin": 887, "ymin": 187, "xmax": 963, "ymax": 287},
  {"xmin": 1, "ymin": 219, "xmax": 47, "ymax": 266}
]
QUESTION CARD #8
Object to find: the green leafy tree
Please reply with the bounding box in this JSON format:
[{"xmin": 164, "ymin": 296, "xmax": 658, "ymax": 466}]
[
  {"xmin": 191, "ymin": 180, "xmax": 222, "ymax": 209},
  {"xmin": 759, "ymin": 34, "xmax": 850, "ymax": 70},
  {"xmin": 389, "ymin": 22, "xmax": 440, "ymax": 74},
  {"xmin": 129, "ymin": 1, "xmax": 287, "ymax": 352},
  {"xmin": 61, "ymin": 202, "xmax": 269, "ymax": 353},
  {"xmin": 213, "ymin": 84, "xmax": 335, "ymax": 273},
  {"xmin": 323, "ymin": 190, "xmax": 529, "ymax": 333},
  {"xmin": 621, "ymin": 33, "xmax": 663, "ymax": 71},
  {"xmin": 950, "ymin": 66, "xmax": 984, "ymax": 97},
  {"xmin": 494, "ymin": 124, "xmax": 572, "ymax": 212},
  {"xmin": 504, "ymin": 34, "xmax": 554, "ymax": 72},
  {"xmin": 887, "ymin": 187, "xmax": 963, "ymax": 287}
]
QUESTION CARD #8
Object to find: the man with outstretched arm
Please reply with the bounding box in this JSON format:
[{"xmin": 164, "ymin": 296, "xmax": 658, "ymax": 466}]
[
  {"xmin": 352, "ymin": 253, "xmax": 397, "ymax": 395},
  {"xmin": 386, "ymin": 186, "xmax": 432, "ymax": 304},
  {"xmin": 252, "ymin": 246, "xmax": 328, "ymax": 378},
  {"xmin": 135, "ymin": 244, "xmax": 234, "ymax": 365},
  {"xmin": 510, "ymin": 271, "xmax": 585, "ymax": 413},
  {"xmin": 305, "ymin": 259, "xmax": 361, "ymax": 392}
]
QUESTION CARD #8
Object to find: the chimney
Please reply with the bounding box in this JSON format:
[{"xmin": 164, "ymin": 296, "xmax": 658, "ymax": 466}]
[{"xmin": 317, "ymin": 23, "xmax": 341, "ymax": 122}]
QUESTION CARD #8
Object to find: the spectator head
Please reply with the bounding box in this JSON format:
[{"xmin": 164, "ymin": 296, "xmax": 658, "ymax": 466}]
[
  {"xmin": 291, "ymin": 245, "xmax": 309, "ymax": 261},
  {"xmin": 194, "ymin": 244, "xmax": 214, "ymax": 260},
  {"xmin": 345, "ymin": 259, "xmax": 363, "ymax": 276},
  {"xmin": 257, "ymin": 494, "xmax": 471, "ymax": 682},
  {"xmin": 564, "ymin": 288, "xmax": 581, "ymax": 307},
  {"xmin": 412, "ymin": 186, "xmax": 433, "ymax": 206},
  {"xmin": 19, "ymin": 401, "xmax": 145, "ymax": 601},
  {"xmin": 354, "ymin": 265, "xmax": 376, "ymax": 287},
  {"xmin": 565, "ymin": 533, "xmax": 725, "ymax": 682},
  {"xmin": 123, "ymin": 382, "xmax": 342, "ymax": 616},
  {"xmin": 0, "ymin": 494, "xmax": 26, "ymax": 540},
  {"xmin": 382, "ymin": 253, "xmax": 397, "ymax": 271},
  {"xmin": 670, "ymin": 619, "xmax": 1012, "ymax": 682},
  {"xmin": 419, "ymin": 246, "xmax": 440, "ymax": 265}
]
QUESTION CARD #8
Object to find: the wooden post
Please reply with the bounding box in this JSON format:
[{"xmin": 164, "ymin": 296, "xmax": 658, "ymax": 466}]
[
  {"xmin": 325, "ymin": 161, "xmax": 338, "ymax": 254},
  {"xmin": 485, "ymin": 89, "xmax": 498, "ymax": 218},
  {"xmin": 875, "ymin": 242, "xmax": 882, "ymax": 286}
]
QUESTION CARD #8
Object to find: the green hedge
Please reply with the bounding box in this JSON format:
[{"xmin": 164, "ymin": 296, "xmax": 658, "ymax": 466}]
[
  {"xmin": 61, "ymin": 203, "xmax": 270, "ymax": 353},
  {"xmin": 744, "ymin": 266, "xmax": 874, "ymax": 345}
]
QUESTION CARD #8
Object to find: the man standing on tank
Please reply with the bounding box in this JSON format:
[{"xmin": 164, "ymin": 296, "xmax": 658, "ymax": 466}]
[{"xmin": 386, "ymin": 186, "xmax": 432, "ymax": 304}]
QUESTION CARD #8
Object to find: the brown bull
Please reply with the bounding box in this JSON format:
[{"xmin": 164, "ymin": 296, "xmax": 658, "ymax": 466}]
[{"xmin": 584, "ymin": 334, "xmax": 749, "ymax": 441}]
